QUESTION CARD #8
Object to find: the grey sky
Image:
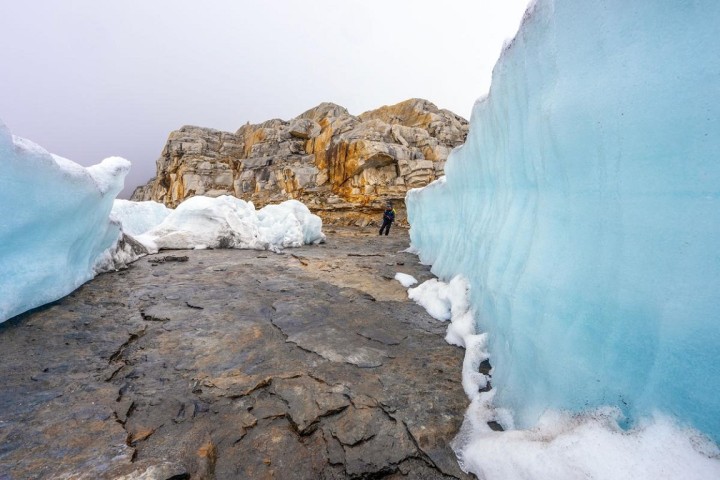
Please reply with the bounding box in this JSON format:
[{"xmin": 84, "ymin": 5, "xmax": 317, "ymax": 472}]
[{"xmin": 0, "ymin": 0, "xmax": 529, "ymax": 198}]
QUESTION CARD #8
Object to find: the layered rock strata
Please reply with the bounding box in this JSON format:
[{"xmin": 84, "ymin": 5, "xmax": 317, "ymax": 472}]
[{"xmin": 131, "ymin": 99, "xmax": 468, "ymax": 225}]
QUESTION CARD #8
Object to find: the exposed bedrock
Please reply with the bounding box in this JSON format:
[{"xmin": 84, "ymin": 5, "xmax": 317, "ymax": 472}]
[{"xmin": 0, "ymin": 228, "xmax": 474, "ymax": 479}]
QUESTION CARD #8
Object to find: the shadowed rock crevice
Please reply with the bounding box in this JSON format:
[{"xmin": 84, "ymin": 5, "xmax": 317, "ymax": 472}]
[
  {"xmin": 108, "ymin": 327, "xmax": 147, "ymax": 364},
  {"xmin": 106, "ymin": 326, "xmax": 148, "ymax": 383}
]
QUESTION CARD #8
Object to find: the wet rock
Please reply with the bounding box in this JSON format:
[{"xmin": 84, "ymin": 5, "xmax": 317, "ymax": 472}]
[
  {"xmin": 0, "ymin": 227, "xmax": 474, "ymax": 479},
  {"xmin": 271, "ymin": 375, "xmax": 350, "ymax": 434},
  {"xmin": 329, "ymin": 406, "xmax": 416, "ymax": 477}
]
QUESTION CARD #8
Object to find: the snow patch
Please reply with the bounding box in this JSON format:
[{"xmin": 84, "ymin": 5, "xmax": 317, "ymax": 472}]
[
  {"xmin": 133, "ymin": 196, "xmax": 325, "ymax": 254},
  {"xmin": 394, "ymin": 272, "xmax": 417, "ymax": 287}
]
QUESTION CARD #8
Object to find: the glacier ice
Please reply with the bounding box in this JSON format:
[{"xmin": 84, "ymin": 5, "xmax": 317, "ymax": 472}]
[
  {"xmin": 0, "ymin": 120, "xmax": 326, "ymax": 324},
  {"xmin": 0, "ymin": 120, "xmax": 130, "ymax": 323},
  {"xmin": 134, "ymin": 195, "xmax": 325, "ymax": 253},
  {"xmin": 406, "ymin": 275, "xmax": 720, "ymax": 479},
  {"xmin": 407, "ymin": 0, "xmax": 720, "ymax": 452},
  {"xmin": 111, "ymin": 199, "xmax": 171, "ymax": 236}
]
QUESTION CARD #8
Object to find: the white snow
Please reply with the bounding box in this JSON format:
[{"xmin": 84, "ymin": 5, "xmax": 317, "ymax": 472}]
[
  {"xmin": 394, "ymin": 272, "xmax": 417, "ymax": 288},
  {"xmin": 133, "ymin": 195, "xmax": 325, "ymax": 254},
  {"xmin": 111, "ymin": 199, "xmax": 171, "ymax": 236},
  {"xmin": 407, "ymin": 276, "xmax": 469, "ymax": 322}
]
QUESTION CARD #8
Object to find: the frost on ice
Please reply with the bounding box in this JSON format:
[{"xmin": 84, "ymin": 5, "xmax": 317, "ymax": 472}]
[
  {"xmin": 406, "ymin": 0, "xmax": 720, "ymax": 477},
  {"xmin": 0, "ymin": 120, "xmax": 130, "ymax": 323}
]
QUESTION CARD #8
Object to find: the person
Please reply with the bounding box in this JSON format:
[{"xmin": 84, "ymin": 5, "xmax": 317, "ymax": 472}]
[{"xmin": 379, "ymin": 202, "xmax": 395, "ymax": 236}]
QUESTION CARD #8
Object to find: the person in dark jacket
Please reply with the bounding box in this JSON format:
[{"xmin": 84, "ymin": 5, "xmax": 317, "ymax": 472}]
[{"xmin": 379, "ymin": 202, "xmax": 396, "ymax": 236}]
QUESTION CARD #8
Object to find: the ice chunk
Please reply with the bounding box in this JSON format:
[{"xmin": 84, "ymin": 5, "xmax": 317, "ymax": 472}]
[
  {"xmin": 135, "ymin": 195, "xmax": 325, "ymax": 254},
  {"xmin": 394, "ymin": 272, "xmax": 418, "ymax": 287},
  {"xmin": 407, "ymin": 276, "xmax": 470, "ymax": 322},
  {"xmin": 408, "ymin": 0, "xmax": 720, "ymax": 443},
  {"xmin": 0, "ymin": 120, "xmax": 130, "ymax": 323}
]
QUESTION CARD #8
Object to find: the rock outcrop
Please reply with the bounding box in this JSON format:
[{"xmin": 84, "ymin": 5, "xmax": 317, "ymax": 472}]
[{"xmin": 131, "ymin": 99, "xmax": 468, "ymax": 225}]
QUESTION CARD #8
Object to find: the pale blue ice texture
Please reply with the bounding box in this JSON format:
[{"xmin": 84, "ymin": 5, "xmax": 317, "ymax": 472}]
[
  {"xmin": 0, "ymin": 120, "xmax": 129, "ymax": 323},
  {"xmin": 111, "ymin": 199, "xmax": 171, "ymax": 236},
  {"xmin": 407, "ymin": 0, "xmax": 720, "ymax": 442}
]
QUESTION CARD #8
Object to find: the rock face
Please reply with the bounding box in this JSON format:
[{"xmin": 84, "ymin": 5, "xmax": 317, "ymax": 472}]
[
  {"xmin": 131, "ymin": 99, "xmax": 468, "ymax": 225},
  {"xmin": 0, "ymin": 228, "xmax": 474, "ymax": 479}
]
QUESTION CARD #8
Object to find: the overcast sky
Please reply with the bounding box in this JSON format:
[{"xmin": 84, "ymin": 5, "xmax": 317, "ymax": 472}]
[{"xmin": 0, "ymin": 0, "xmax": 530, "ymax": 197}]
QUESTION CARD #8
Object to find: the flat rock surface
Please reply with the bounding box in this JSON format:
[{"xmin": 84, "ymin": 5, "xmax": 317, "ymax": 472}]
[{"xmin": 0, "ymin": 227, "xmax": 473, "ymax": 479}]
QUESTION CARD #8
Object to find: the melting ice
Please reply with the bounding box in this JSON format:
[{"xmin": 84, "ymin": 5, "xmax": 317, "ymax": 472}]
[
  {"xmin": 0, "ymin": 120, "xmax": 130, "ymax": 323},
  {"xmin": 407, "ymin": 0, "xmax": 720, "ymax": 477},
  {"xmin": 0, "ymin": 120, "xmax": 326, "ymax": 324},
  {"xmin": 130, "ymin": 195, "xmax": 325, "ymax": 253}
]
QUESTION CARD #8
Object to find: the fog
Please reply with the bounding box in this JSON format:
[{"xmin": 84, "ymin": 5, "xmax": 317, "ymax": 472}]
[{"xmin": 0, "ymin": 0, "xmax": 530, "ymax": 198}]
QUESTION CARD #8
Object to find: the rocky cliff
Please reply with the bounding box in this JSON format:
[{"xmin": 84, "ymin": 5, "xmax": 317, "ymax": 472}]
[{"xmin": 131, "ymin": 99, "xmax": 468, "ymax": 225}]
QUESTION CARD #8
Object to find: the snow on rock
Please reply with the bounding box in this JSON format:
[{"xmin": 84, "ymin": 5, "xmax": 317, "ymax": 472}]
[
  {"xmin": 394, "ymin": 272, "xmax": 417, "ymax": 288},
  {"xmin": 407, "ymin": 276, "xmax": 470, "ymax": 322},
  {"xmin": 0, "ymin": 119, "xmax": 130, "ymax": 323},
  {"xmin": 135, "ymin": 195, "xmax": 325, "ymax": 254}
]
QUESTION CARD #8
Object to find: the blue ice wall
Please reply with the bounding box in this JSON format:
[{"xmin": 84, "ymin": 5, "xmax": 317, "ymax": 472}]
[
  {"xmin": 0, "ymin": 120, "xmax": 130, "ymax": 323},
  {"xmin": 407, "ymin": 0, "xmax": 720, "ymax": 441}
]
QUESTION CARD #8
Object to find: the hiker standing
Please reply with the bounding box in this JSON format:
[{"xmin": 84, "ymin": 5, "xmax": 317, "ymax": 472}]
[{"xmin": 379, "ymin": 202, "xmax": 395, "ymax": 236}]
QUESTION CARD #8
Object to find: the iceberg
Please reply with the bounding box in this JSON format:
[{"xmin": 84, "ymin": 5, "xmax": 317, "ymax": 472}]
[
  {"xmin": 407, "ymin": 0, "xmax": 720, "ymax": 466},
  {"xmin": 0, "ymin": 120, "xmax": 130, "ymax": 323}
]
